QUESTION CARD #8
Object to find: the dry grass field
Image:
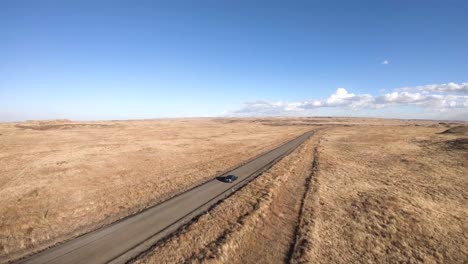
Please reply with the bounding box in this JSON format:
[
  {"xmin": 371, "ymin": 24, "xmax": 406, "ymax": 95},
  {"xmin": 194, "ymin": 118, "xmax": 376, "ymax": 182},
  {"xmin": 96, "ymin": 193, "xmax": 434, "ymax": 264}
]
[
  {"xmin": 135, "ymin": 120, "xmax": 467, "ymax": 264},
  {"xmin": 135, "ymin": 130, "xmax": 321, "ymax": 264},
  {"xmin": 294, "ymin": 124, "xmax": 468, "ymax": 263},
  {"xmin": 1, "ymin": 117, "xmax": 467, "ymax": 263},
  {"xmin": 0, "ymin": 118, "xmax": 310, "ymax": 262}
]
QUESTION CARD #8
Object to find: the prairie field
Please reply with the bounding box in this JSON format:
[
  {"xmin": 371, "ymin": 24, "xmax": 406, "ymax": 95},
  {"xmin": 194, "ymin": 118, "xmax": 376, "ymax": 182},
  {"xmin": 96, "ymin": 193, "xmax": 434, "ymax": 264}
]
[
  {"xmin": 134, "ymin": 120, "xmax": 467, "ymax": 264},
  {"xmin": 293, "ymin": 124, "xmax": 468, "ymax": 263},
  {"xmin": 0, "ymin": 118, "xmax": 310, "ymax": 261},
  {"xmin": 0, "ymin": 118, "xmax": 466, "ymax": 263}
]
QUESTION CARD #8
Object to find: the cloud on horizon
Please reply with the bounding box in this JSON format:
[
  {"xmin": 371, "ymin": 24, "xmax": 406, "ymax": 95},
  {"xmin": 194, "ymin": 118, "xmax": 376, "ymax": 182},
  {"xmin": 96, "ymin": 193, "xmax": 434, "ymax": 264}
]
[
  {"xmin": 230, "ymin": 82, "xmax": 468, "ymax": 120},
  {"xmin": 397, "ymin": 82, "xmax": 468, "ymax": 94}
]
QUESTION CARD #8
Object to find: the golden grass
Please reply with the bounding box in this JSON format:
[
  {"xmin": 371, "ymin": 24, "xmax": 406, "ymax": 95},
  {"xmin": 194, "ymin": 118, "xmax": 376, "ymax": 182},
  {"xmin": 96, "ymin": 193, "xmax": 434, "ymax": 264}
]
[
  {"xmin": 136, "ymin": 120, "xmax": 467, "ymax": 264},
  {"xmin": 135, "ymin": 131, "xmax": 320, "ymax": 264},
  {"xmin": 296, "ymin": 124, "xmax": 468, "ymax": 263},
  {"xmin": 0, "ymin": 118, "xmax": 310, "ymax": 261},
  {"xmin": 1, "ymin": 117, "xmax": 466, "ymax": 263}
]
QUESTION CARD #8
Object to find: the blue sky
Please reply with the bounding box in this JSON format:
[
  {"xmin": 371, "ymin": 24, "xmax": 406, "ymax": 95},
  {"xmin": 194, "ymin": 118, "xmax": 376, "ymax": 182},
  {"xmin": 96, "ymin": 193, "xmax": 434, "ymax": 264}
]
[{"xmin": 1, "ymin": 0, "xmax": 468, "ymax": 121}]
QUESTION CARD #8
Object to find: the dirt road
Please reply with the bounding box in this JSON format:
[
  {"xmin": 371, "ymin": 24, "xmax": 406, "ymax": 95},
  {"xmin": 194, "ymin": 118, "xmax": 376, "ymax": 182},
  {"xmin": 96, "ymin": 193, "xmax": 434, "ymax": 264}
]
[{"xmin": 16, "ymin": 131, "xmax": 315, "ymax": 264}]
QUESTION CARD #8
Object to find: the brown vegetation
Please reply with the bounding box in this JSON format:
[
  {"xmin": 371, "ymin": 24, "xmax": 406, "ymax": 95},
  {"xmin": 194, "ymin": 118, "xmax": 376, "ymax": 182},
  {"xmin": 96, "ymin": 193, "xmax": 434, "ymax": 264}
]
[
  {"xmin": 0, "ymin": 118, "xmax": 310, "ymax": 262},
  {"xmin": 1, "ymin": 118, "xmax": 466, "ymax": 263},
  {"xmin": 292, "ymin": 124, "xmax": 467, "ymax": 263},
  {"xmin": 135, "ymin": 120, "xmax": 468, "ymax": 263},
  {"xmin": 134, "ymin": 131, "xmax": 321, "ymax": 264},
  {"xmin": 440, "ymin": 125, "xmax": 468, "ymax": 135}
]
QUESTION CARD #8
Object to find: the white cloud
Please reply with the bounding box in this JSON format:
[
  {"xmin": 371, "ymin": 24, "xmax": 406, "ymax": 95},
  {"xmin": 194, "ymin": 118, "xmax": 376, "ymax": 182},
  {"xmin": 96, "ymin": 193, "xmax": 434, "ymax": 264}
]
[
  {"xmin": 397, "ymin": 82, "xmax": 468, "ymax": 94},
  {"xmin": 382, "ymin": 60, "xmax": 389, "ymax": 65},
  {"xmin": 375, "ymin": 92, "xmax": 468, "ymax": 109},
  {"xmin": 326, "ymin": 88, "xmax": 354, "ymax": 105},
  {"xmin": 231, "ymin": 82, "xmax": 468, "ymax": 120}
]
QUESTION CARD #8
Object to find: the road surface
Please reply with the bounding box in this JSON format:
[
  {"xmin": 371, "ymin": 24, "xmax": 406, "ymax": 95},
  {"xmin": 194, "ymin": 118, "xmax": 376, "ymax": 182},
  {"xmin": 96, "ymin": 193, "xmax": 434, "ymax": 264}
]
[{"xmin": 17, "ymin": 130, "xmax": 315, "ymax": 264}]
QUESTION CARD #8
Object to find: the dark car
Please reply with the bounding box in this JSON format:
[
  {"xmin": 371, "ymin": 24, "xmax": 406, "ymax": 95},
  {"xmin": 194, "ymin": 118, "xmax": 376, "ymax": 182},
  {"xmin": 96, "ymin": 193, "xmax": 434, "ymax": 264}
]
[{"xmin": 217, "ymin": 175, "xmax": 238, "ymax": 183}]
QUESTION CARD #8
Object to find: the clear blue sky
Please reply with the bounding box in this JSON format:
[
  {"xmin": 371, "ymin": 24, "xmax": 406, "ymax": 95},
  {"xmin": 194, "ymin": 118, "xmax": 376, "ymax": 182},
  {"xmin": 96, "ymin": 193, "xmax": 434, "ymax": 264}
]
[{"xmin": 2, "ymin": 1, "xmax": 468, "ymax": 121}]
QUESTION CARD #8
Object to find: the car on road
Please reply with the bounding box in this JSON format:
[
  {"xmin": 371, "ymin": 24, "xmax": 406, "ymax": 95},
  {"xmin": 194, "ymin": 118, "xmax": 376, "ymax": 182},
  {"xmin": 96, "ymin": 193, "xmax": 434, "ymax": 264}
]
[{"xmin": 217, "ymin": 175, "xmax": 238, "ymax": 183}]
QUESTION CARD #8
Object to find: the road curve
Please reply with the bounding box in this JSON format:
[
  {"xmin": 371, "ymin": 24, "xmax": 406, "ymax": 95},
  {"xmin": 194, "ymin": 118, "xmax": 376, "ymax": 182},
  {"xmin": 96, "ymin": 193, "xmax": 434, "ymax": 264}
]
[{"xmin": 16, "ymin": 130, "xmax": 315, "ymax": 264}]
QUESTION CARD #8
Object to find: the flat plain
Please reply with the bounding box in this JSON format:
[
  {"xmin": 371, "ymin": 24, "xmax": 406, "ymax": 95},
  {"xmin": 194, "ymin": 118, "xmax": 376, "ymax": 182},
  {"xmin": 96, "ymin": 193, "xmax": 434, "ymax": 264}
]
[{"xmin": 0, "ymin": 118, "xmax": 466, "ymax": 263}]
